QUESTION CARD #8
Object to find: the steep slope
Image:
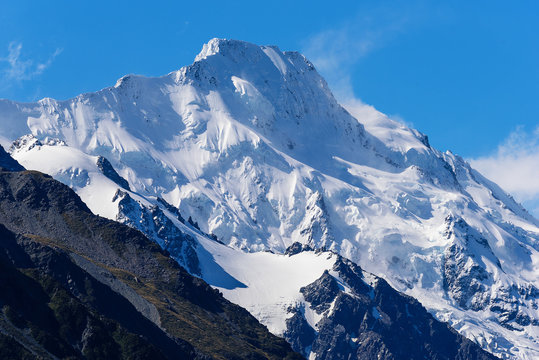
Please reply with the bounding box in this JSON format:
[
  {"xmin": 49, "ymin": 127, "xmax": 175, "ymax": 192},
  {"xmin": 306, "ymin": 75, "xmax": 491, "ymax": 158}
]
[
  {"xmin": 0, "ymin": 224, "xmax": 201, "ymax": 360},
  {"xmin": 0, "ymin": 38, "xmax": 538, "ymax": 359},
  {"xmin": 0, "ymin": 150, "xmax": 301, "ymax": 360}
]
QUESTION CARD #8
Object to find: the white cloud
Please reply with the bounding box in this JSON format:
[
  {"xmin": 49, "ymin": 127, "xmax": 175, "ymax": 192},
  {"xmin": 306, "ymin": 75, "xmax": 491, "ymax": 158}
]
[
  {"xmin": 300, "ymin": 2, "xmax": 431, "ymax": 141},
  {"xmin": 469, "ymin": 126, "xmax": 539, "ymax": 217},
  {"xmin": 0, "ymin": 42, "xmax": 62, "ymax": 84},
  {"xmin": 340, "ymin": 98, "xmax": 383, "ymax": 122}
]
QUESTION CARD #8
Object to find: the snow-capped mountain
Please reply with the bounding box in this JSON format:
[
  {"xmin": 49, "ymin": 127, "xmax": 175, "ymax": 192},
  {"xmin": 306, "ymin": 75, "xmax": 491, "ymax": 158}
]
[
  {"xmin": 0, "ymin": 145, "xmax": 496, "ymax": 359},
  {"xmin": 1, "ymin": 38, "xmax": 538, "ymax": 359}
]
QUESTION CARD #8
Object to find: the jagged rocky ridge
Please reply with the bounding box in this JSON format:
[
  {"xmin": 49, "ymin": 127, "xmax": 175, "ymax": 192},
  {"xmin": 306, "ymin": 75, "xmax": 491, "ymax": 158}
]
[
  {"xmin": 283, "ymin": 244, "xmax": 498, "ymax": 360},
  {"xmin": 0, "ymin": 39, "xmax": 538, "ymax": 359},
  {"xmin": 192, "ymin": 236, "xmax": 499, "ymax": 360},
  {"xmin": 0, "ymin": 149, "xmax": 301, "ymax": 360},
  {"xmin": 113, "ymin": 189, "xmax": 201, "ymax": 275}
]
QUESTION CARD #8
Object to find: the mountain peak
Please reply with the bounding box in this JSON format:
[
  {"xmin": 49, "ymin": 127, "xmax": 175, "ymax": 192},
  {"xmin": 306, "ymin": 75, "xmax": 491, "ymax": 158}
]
[
  {"xmin": 195, "ymin": 38, "xmax": 277, "ymax": 62},
  {"xmin": 192, "ymin": 38, "xmax": 316, "ymax": 77},
  {"xmin": 195, "ymin": 38, "xmax": 235, "ymax": 61}
]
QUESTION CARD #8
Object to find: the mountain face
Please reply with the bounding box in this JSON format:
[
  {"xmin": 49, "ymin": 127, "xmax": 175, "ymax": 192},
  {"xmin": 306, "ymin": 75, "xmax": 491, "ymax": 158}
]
[
  {"xmin": 0, "ymin": 151, "xmax": 301, "ymax": 360},
  {"xmin": 0, "ymin": 150, "xmax": 496, "ymax": 360},
  {"xmin": 0, "ymin": 38, "xmax": 537, "ymax": 359}
]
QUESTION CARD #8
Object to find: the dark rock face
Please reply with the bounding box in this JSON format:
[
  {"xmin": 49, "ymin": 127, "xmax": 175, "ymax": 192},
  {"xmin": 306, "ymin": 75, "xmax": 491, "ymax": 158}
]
[
  {"xmin": 285, "ymin": 242, "xmax": 314, "ymax": 256},
  {"xmin": 443, "ymin": 242, "xmax": 491, "ymax": 310},
  {"xmin": 0, "ymin": 145, "xmax": 24, "ymax": 171},
  {"xmin": 442, "ymin": 215, "xmax": 538, "ymax": 330},
  {"xmin": 442, "ymin": 215, "xmax": 496, "ymax": 310},
  {"xmin": 283, "ymin": 306, "xmax": 316, "ymax": 358},
  {"xmin": 96, "ymin": 155, "xmax": 131, "ymax": 190},
  {"xmin": 0, "ymin": 224, "xmax": 200, "ymax": 360},
  {"xmin": 0, "ymin": 165, "xmax": 302, "ymax": 360},
  {"xmin": 114, "ymin": 189, "xmax": 201, "ymax": 275},
  {"xmin": 157, "ymin": 197, "xmax": 186, "ymax": 223},
  {"xmin": 301, "ymin": 271, "xmax": 341, "ymax": 314},
  {"xmin": 332, "ymin": 257, "xmax": 371, "ymax": 295},
  {"xmin": 284, "ymin": 243, "xmax": 499, "ymax": 360}
]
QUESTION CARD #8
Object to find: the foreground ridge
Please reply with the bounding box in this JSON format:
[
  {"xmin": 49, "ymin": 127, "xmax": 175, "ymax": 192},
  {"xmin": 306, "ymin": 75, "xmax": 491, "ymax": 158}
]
[{"xmin": 0, "ymin": 147, "xmax": 301, "ymax": 359}]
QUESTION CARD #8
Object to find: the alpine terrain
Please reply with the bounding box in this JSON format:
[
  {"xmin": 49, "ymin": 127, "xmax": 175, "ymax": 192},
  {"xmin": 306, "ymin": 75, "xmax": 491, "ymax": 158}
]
[
  {"xmin": 0, "ymin": 39, "xmax": 537, "ymax": 359},
  {"xmin": 0, "ymin": 145, "xmax": 301, "ymax": 359}
]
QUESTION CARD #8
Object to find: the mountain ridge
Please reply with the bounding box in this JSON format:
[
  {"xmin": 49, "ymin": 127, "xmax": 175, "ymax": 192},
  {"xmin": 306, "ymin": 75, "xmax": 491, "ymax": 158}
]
[{"xmin": 0, "ymin": 38, "xmax": 537, "ymax": 359}]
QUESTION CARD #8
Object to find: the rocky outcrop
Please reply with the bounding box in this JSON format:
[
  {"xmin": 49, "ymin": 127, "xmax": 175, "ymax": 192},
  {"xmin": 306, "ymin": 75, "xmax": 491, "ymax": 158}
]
[
  {"xmin": 96, "ymin": 156, "xmax": 131, "ymax": 191},
  {"xmin": 284, "ymin": 244, "xmax": 499, "ymax": 360},
  {"xmin": 285, "ymin": 242, "xmax": 314, "ymax": 256},
  {"xmin": 113, "ymin": 189, "xmax": 201, "ymax": 275},
  {"xmin": 300, "ymin": 271, "xmax": 341, "ymax": 314},
  {"xmin": 442, "ymin": 216, "xmax": 495, "ymax": 310},
  {"xmin": 442, "ymin": 215, "xmax": 538, "ymax": 332},
  {"xmin": 283, "ymin": 306, "xmax": 316, "ymax": 358}
]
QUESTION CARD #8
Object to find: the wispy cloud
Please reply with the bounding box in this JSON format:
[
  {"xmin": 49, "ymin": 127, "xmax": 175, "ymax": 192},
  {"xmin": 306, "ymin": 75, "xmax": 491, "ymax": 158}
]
[
  {"xmin": 0, "ymin": 42, "xmax": 62, "ymax": 84},
  {"xmin": 301, "ymin": 3, "xmax": 433, "ymax": 135},
  {"xmin": 469, "ymin": 126, "xmax": 539, "ymax": 217},
  {"xmin": 301, "ymin": 3, "xmax": 422, "ymax": 101}
]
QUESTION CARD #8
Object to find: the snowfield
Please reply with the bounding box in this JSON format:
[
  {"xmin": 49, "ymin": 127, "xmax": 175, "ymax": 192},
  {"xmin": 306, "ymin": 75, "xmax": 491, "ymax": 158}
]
[{"xmin": 1, "ymin": 38, "xmax": 538, "ymax": 359}]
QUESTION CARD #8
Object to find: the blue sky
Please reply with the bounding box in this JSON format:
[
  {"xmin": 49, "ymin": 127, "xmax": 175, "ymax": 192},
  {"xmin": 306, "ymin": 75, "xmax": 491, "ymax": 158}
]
[{"xmin": 1, "ymin": 0, "xmax": 538, "ymax": 214}]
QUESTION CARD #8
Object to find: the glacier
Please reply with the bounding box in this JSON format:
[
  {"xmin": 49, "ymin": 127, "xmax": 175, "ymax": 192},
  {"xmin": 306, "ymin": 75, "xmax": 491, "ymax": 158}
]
[{"xmin": 0, "ymin": 38, "xmax": 538, "ymax": 359}]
